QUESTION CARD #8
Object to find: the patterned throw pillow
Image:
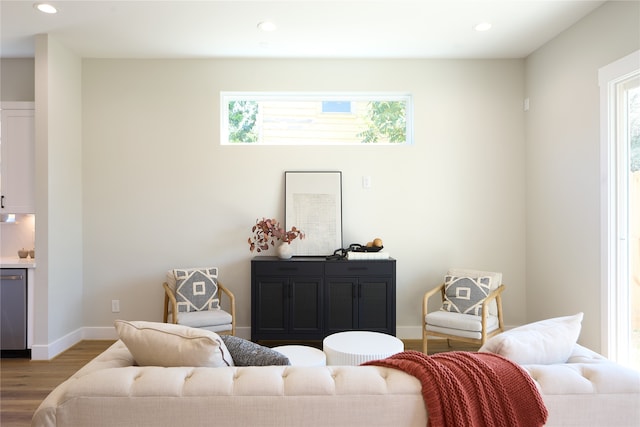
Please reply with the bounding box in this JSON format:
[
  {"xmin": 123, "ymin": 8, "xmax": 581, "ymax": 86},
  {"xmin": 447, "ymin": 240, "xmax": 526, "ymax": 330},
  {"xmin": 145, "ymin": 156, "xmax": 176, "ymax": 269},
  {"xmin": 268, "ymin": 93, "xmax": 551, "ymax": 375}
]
[
  {"xmin": 173, "ymin": 267, "xmax": 220, "ymax": 313},
  {"xmin": 440, "ymin": 275, "xmax": 491, "ymax": 316}
]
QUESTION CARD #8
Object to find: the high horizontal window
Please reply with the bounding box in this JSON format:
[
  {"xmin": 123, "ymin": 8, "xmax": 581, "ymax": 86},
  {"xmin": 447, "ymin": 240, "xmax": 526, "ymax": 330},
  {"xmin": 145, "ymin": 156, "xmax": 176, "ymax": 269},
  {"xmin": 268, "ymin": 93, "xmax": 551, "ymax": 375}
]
[{"xmin": 221, "ymin": 92, "xmax": 413, "ymax": 145}]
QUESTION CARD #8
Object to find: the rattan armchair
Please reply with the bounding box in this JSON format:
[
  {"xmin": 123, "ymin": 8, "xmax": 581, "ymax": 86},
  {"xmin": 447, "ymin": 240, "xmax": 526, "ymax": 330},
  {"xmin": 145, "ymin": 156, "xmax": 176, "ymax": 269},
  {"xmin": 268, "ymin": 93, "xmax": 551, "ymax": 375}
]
[
  {"xmin": 422, "ymin": 269, "xmax": 505, "ymax": 354},
  {"xmin": 163, "ymin": 268, "xmax": 236, "ymax": 335}
]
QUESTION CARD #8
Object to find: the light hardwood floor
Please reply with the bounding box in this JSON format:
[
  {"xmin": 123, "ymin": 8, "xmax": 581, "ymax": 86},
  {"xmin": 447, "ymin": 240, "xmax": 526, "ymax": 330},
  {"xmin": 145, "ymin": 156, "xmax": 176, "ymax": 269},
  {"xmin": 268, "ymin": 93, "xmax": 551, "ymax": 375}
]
[
  {"xmin": 1, "ymin": 341, "xmax": 114, "ymax": 427},
  {"xmin": 0, "ymin": 339, "xmax": 478, "ymax": 427}
]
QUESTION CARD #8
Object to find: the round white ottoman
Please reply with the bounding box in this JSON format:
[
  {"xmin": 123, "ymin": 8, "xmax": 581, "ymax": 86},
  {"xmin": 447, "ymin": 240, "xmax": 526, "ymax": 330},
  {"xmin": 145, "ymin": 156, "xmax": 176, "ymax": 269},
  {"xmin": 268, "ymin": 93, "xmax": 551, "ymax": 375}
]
[
  {"xmin": 272, "ymin": 345, "xmax": 327, "ymax": 366},
  {"xmin": 323, "ymin": 331, "xmax": 404, "ymax": 365}
]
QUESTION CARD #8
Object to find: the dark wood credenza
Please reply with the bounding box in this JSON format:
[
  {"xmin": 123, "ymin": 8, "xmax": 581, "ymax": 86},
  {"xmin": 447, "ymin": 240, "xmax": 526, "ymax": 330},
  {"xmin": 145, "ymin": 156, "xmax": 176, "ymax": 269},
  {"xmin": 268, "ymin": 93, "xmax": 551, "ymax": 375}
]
[{"xmin": 251, "ymin": 256, "xmax": 396, "ymax": 342}]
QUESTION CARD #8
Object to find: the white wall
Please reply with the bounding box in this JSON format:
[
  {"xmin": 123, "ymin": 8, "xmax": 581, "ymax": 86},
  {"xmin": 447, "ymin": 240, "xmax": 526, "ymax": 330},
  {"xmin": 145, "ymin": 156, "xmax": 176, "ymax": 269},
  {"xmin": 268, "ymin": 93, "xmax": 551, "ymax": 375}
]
[
  {"xmin": 25, "ymin": 1, "xmax": 640, "ymax": 356},
  {"xmin": 81, "ymin": 58, "xmax": 526, "ymax": 338},
  {"xmin": 525, "ymin": 1, "xmax": 640, "ymax": 351},
  {"xmin": 33, "ymin": 35, "xmax": 84, "ymax": 359}
]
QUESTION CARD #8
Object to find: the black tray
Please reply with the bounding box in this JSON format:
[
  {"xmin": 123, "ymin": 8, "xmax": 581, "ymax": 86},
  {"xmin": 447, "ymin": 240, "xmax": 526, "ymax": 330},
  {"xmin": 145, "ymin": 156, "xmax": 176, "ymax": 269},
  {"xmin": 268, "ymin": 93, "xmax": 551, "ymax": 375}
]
[{"xmin": 351, "ymin": 245, "xmax": 383, "ymax": 253}]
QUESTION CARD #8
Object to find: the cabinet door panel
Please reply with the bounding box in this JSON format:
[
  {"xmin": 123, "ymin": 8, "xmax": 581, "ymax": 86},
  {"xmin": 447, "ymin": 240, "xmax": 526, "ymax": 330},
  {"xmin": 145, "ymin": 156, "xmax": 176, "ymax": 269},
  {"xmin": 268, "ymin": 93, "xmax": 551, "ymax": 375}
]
[
  {"xmin": 291, "ymin": 278, "xmax": 322, "ymax": 333},
  {"xmin": 326, "ymin": 279, "xmax": 357, "ymax": 332},
  {"xmin": 0, "ymin": 109, "xmax": 35, "ymax": 213},
  {"xmin": 255, "ymin": 279, "xmax": 287, "ymax": 332},
  {"xmin": 358, "ymin": 279, "xmax": 390, "ymax": 331}
]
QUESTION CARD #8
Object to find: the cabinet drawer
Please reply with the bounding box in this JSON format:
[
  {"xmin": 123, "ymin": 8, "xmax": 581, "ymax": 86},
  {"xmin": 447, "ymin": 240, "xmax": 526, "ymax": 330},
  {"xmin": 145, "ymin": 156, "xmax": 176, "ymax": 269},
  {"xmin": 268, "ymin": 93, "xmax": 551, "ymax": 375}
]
[
  {"xmin": 325, "ymin": 260, "xmax": 394, "ymax": 276},
  {"xmin": 252, "ymin": 260, "xmax": 324, "ymax": 276}
]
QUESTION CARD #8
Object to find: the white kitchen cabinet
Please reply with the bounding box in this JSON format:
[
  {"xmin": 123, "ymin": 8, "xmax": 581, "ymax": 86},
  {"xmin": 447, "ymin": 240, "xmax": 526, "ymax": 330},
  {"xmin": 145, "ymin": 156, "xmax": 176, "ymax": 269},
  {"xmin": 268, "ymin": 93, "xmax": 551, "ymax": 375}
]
[{"xmin": 1, "ymin": 103, "xmax": 35, "ymax": 213}]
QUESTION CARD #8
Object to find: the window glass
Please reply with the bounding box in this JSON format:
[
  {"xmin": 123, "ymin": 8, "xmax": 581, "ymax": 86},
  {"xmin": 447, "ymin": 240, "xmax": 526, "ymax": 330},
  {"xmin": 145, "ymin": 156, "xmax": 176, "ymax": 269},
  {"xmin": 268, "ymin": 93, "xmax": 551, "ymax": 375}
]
[
  {"xmin": 322, "ymin": 101, "xmax": 352, "ymax": 113},
  {"xmin": 221, "ymin": 93, "xmax": 412, "ymax": 145}
]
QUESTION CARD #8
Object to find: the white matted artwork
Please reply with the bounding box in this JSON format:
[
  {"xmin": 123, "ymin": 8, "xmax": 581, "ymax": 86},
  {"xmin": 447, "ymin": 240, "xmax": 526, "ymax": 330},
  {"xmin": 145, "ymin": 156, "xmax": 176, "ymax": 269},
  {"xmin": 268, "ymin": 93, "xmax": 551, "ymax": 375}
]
[{"xmin": 285, "ymin": 171, "xmax": 342, "ymax": 256}]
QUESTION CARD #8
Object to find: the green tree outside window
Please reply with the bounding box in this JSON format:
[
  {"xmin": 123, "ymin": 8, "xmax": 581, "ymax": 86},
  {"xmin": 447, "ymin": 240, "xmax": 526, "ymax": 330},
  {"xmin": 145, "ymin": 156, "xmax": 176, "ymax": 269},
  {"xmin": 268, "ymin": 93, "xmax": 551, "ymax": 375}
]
[
  {"xmin": 358, "ymin": 101, "xmax": 406, "ymax": 143},
  {"xmin": 228, "ymin": 100, "xmax": 258, "ymax": 143}
]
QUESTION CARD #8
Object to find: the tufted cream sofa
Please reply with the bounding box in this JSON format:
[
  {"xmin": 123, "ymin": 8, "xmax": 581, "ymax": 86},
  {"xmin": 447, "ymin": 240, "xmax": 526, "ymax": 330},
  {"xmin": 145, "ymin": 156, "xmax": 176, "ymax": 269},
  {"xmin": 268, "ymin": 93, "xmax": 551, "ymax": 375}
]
[{"xmin": 32, "ymin": 340, "xmax": 640, "ymax": 427}]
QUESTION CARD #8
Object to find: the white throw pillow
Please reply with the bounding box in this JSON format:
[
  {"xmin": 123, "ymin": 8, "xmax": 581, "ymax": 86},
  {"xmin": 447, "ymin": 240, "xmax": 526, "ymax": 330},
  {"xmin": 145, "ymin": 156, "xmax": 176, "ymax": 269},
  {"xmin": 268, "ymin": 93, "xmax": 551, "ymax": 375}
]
[
  {"xmin": 114, "ymin": 320, "xmax": 234, "ymax": 367},
  {"xmin": 478, "ymin": 312, "xmax": 583, "ymax": 365}
]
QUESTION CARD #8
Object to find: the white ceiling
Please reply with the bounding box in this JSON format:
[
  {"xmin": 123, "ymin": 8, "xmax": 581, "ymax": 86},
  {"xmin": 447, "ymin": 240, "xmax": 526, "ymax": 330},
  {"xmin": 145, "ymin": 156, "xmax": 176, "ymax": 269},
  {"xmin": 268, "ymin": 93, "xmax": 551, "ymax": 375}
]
[{"xmin": 0, "ymin": 0, "xmax": 607, "ymax": 59}]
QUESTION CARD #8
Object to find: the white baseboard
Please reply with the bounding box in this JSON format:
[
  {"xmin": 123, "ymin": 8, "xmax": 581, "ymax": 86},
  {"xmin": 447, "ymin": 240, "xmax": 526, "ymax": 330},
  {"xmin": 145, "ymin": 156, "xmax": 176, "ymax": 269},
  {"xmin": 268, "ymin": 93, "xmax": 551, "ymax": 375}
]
[
  {"xmin": 83, "ymin": 326, "xmax": 119, "ymax": 340},
  {"xmin": 31, "ymin": 328, "xmax": 84, "ymax": 360},
  {"xmin": 31, "ymin": 327, "xmax": 117, "ymax": 360}
]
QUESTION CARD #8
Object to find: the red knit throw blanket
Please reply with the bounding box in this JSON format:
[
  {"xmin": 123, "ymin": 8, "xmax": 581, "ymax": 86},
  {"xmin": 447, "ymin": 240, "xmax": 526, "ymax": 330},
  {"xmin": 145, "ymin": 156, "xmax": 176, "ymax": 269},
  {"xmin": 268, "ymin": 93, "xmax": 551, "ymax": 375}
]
[{"xmin": 363, "ymin": 350, "xmax": 548, "ymax": 427}]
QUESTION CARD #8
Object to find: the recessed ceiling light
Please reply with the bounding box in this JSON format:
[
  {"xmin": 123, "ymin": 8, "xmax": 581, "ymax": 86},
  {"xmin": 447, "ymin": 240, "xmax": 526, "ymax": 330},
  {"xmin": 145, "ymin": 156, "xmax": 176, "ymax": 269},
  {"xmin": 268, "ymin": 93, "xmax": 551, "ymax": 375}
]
[
  {"xmin": 257, "ymin": 21, "xmax": 277, "ymax": 32},
  {"xmin": 474, "ymin": 22, "xmax": 492, "ymax": 32},
  {"xmin": 34, "ymin": 3, "xmax": 58, "ymax": 14}
]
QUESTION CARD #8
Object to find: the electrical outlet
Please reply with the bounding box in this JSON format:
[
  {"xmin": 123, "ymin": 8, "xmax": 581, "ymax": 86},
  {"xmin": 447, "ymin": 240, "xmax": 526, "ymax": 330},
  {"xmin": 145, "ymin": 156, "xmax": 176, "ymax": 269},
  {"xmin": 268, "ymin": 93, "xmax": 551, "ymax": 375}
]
[{"xmin": 111, "ymin": 299, "xmax": 120, "ymax": 313}]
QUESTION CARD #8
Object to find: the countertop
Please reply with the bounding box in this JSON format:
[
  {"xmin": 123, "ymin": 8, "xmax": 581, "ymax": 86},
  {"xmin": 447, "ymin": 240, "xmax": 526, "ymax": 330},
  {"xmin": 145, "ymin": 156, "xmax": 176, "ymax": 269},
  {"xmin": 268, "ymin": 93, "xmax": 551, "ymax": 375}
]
[{"xmin": 0, "ymin": 257, "xmax": 36, "ymax": 268}]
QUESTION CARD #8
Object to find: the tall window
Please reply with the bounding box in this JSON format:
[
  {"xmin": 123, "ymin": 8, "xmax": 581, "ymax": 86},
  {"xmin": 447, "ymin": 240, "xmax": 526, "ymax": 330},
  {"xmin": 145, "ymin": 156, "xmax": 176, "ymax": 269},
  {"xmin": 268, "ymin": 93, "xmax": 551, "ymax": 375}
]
[
  {"xmin": 221, "ymin": 92, "xmax": 413, "ymax": 145},
  {"xmin": 629, "ymin": 80, "xmax": 640, "ymax": 370},
  {"xmin": 600, "ymin": 50, "xmax": 640, "ymax": 370}
]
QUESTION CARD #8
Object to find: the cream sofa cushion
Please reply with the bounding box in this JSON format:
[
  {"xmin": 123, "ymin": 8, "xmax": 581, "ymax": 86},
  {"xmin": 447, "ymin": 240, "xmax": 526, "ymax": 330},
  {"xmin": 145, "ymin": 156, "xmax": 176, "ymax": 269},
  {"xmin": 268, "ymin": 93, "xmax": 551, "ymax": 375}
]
[
  {"xmin": 168, "ymin": 309, "xmax": 232, "ymax": 329},
  {"xmin": 114, "ymin": 320, "xmax": 234, "ymax": 367},
  {"xmin": 426, "ymin": 311, "xmax": 500, "ymax": 339}
]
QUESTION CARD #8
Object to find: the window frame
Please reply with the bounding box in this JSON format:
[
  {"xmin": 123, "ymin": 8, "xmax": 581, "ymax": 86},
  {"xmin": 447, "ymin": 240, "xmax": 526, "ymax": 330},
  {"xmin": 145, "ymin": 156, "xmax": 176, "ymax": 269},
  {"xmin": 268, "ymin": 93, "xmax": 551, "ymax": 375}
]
[
  {"xmin": 599, "ymin": 49, "xmax": 640, "ymax": 366},
  {"xmin": 220, "ymin": 92, "xmax": 413, "ymax": 146}
]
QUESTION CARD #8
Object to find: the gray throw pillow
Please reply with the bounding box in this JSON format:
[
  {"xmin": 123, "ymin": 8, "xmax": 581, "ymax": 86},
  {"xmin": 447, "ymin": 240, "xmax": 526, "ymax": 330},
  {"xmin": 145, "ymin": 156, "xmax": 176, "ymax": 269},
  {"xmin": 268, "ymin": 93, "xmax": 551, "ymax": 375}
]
[
  {"xmin": 220, "ymin": 335, "xmax": 290, "ymax": 366},
  {"xmin": 173, "ymin": 267, "xmax": 220, "ymax": 313},
  {"xmin": 440, "ymin": 275, "xmax": 491, "ymax": 316}
]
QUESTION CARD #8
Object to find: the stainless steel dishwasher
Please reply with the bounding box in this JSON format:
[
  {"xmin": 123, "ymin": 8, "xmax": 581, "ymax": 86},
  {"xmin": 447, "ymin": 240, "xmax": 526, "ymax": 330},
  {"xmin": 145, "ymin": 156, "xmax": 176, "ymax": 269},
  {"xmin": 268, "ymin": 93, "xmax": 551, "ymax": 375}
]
[{"xmin": 1, "ymin": 268, "xmax": 28, "ymax": 356}]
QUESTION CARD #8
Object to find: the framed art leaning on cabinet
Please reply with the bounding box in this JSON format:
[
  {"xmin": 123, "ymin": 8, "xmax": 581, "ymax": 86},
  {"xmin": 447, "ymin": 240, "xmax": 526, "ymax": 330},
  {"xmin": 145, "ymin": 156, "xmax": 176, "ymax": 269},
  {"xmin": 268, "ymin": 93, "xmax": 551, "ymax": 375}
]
[{"xmin": 285, "ymin": 171, "xmax": 342, "ymax": 256}]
